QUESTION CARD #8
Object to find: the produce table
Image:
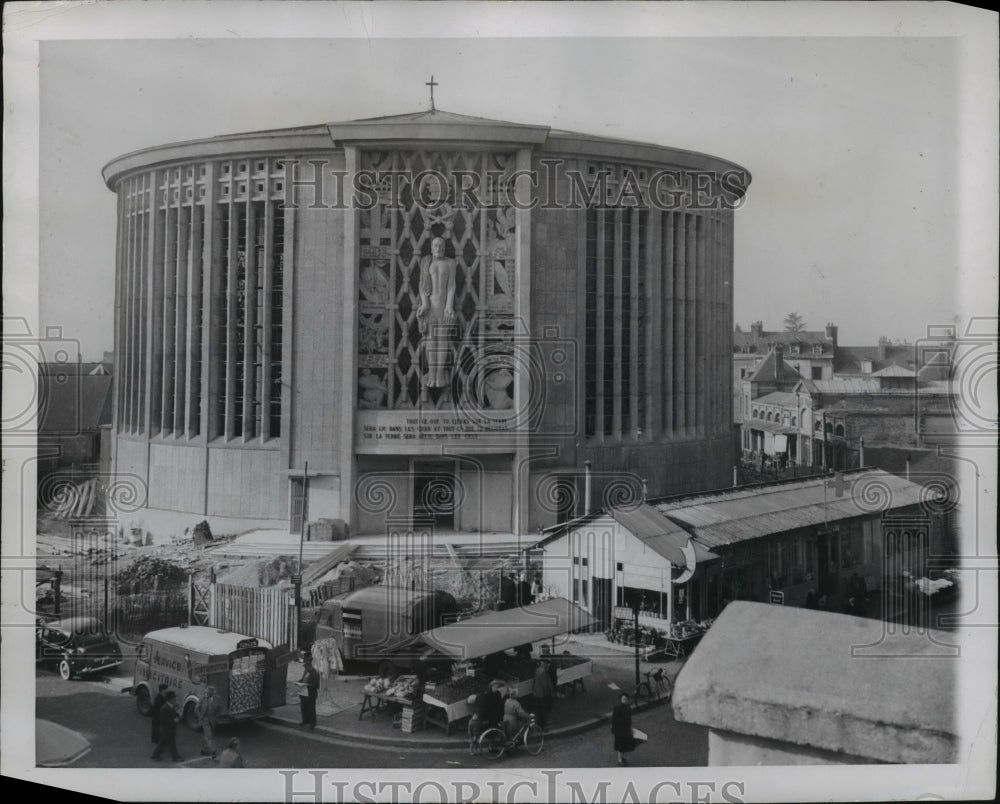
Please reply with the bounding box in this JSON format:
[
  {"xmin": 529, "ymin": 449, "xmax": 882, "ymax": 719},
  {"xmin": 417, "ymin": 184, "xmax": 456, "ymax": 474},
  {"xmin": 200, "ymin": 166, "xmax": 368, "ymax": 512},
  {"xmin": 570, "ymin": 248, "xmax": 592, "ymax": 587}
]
[
  {"xmin": 421, "ymin": 675, "xmax": 491, "ymax": 735},
  {"xmin": 658, "ymin": 633, "xmax": 703, "ymax": 660},
  {"xmin": 358, "ymin": 693, "xmax": 426, "ymax": 732},
  {"xmin": 421, "ymin": 656, "xmax": 593, "ymax": 733},
  {"xmin": 360, "ymin": 674, "xmax": 423, "ymax": 723}
]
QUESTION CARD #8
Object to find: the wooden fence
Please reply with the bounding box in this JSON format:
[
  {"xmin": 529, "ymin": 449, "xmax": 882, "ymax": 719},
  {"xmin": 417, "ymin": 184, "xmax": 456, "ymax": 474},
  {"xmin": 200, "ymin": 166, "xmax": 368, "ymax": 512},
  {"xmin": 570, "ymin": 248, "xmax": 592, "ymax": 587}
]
[{"xmin": 211, "ymin": 583, "xmax": 296, "ymax": 649}]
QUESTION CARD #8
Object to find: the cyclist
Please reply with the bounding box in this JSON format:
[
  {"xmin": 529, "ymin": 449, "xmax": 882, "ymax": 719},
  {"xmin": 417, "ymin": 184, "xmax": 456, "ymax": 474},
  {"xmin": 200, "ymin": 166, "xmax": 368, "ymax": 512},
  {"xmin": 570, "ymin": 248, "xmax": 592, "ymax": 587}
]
[
  {"xmin": 476, "ymin": 680, "xmax": 505, "ymax": 731},
  {"xmin": 502, "ymin": 688, "xmax": 531, "ymax": 740}
]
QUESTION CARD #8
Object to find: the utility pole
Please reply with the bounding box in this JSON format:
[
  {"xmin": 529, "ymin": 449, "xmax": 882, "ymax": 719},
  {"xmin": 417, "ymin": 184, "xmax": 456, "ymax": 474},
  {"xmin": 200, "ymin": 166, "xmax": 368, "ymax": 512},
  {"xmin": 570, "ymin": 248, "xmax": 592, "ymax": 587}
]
[
  {"xmin": 292, "ymin": 462, "xmax": 309, "ymax": 651},
  {"xmin": 633, "ymin": 605, "xmax": 641, "ymax": 689}
]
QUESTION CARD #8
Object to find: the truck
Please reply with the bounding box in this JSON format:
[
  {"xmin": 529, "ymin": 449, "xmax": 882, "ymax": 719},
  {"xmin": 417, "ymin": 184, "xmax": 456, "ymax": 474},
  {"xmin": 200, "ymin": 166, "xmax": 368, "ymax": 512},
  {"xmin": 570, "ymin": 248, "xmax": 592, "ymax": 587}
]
[
  {"xmin": 127, "ymin": 625, "xmax": 294, "ymax": 730},
  {"xmin": 315, "ymin": 586, "xmax": 457, "ymax": 676}
]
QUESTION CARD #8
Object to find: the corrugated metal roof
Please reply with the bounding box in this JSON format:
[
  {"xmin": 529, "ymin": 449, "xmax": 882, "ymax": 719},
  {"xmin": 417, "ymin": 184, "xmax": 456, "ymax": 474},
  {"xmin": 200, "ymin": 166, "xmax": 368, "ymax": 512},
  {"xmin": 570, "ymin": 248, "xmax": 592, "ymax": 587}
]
[
  {"xmin": 609, "ymin": 505, "xmax": 718, "ymax": 565},
  {"xmin": 810, "ymin": 378, "xmax": 881, "ymax": 394},
  {"xmin": 654, "ymin": 470, "xmax": 924, "ymax": 549}
]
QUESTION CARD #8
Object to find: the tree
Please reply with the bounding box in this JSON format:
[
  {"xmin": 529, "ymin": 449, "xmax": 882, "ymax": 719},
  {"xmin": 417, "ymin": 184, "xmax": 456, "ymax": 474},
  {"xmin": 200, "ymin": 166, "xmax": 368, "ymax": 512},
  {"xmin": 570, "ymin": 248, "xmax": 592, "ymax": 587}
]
[{"xmin": 783, "ymin": 312, "xmax": 806, "ymax": 333}]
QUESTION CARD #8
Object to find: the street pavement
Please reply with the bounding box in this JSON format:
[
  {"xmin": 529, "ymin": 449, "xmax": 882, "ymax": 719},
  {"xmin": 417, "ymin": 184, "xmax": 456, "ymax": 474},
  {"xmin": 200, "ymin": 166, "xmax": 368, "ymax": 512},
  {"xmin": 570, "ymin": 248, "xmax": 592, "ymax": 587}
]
[
  {"xmin": 274, "ymin": 635, "xmax": 689, "ymax": 748},
  {"xmin": 33, "ymin": 636, "xmax": 708, "ymax": 769}
]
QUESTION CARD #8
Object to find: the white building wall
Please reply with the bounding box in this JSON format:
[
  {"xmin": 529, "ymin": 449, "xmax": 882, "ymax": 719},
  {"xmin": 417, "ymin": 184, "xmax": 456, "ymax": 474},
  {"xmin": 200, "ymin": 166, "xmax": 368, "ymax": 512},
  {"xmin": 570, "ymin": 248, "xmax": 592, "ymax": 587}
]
[{"xmin": 540, "ymin": 515, "xmax": 675, "ymax": 611}]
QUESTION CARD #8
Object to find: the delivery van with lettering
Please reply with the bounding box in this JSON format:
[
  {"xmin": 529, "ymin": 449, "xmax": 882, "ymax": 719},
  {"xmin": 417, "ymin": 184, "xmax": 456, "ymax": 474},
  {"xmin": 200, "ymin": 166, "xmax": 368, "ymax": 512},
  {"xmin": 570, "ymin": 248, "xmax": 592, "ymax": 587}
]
[
  {"xmin": 127, "ymin": 625, "xmax": 295, "ymax": 729},
  {"xmin": 316, "ymin": 586, "xmax": 457, "ymax": 676}
]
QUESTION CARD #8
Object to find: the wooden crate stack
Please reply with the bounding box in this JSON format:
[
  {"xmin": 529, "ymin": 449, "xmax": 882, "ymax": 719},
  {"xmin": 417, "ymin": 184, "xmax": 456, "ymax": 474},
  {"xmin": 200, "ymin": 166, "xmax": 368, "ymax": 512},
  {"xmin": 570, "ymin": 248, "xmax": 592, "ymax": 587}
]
[{"xmin": 400, "ymin": 702, "xmax": 425, "ymax": 733}]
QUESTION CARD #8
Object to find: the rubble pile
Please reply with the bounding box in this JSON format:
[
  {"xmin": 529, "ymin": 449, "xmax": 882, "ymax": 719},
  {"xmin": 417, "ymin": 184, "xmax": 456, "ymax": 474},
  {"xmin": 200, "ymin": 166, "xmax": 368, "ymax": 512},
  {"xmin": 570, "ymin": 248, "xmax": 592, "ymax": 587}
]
[
  {"xmin": 191, "ymin": 520, "xmax": 214, "ymax": 546},
  {"xmin": 429, "ymin": 566, "xmax": 503, "ymax": 614},
  {"xmin": 218, "ymin": 556, "xmax": 301, "ymax": 588},
  {"xmin": 312, "ymin": 560, "xmax": 382, "ymax": 588},
  {"xmin": 115, "ymin": 555, "xmax": 190, "ymax": 594}
]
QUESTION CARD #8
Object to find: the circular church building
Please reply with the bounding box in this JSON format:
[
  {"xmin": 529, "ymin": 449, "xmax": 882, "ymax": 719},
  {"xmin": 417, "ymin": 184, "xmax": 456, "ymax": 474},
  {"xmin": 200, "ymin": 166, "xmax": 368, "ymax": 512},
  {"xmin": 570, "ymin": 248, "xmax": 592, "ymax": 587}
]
[{"xmin": 103, "ymin": 110, "xmax": 750, "ymax": 538}]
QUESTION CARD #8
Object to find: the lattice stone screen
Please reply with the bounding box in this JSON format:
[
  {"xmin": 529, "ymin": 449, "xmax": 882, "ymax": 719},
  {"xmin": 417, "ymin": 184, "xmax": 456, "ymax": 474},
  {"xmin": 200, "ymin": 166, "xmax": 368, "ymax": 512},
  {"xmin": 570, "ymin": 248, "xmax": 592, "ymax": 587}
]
[{"xmin": 357, "ymin": 150, "xmax": 518, "ymax": 411}]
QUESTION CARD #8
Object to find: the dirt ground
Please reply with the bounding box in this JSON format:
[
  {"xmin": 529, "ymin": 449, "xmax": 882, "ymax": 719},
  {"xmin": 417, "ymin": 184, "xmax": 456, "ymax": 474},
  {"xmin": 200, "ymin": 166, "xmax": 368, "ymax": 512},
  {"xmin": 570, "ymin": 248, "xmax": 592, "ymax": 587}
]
[{"xmin": 34, "ymin": 509, "xmax": 524, "ymax": 622}]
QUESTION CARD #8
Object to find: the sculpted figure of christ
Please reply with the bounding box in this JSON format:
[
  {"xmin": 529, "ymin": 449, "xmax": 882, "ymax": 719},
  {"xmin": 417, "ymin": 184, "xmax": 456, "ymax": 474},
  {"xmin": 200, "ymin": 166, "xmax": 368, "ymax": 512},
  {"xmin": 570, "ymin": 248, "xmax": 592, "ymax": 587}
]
[{"xmin": 416, "ymin": 237, "xmax": 457, "ymax": 388}]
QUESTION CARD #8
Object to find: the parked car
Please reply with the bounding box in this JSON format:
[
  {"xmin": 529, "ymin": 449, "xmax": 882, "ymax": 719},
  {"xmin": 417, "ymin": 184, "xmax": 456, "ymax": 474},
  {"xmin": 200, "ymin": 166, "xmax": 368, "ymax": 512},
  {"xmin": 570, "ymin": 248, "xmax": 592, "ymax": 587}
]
[{"xmin": 36, "ymin": 616, "xmax": 123, "ymax": 681}]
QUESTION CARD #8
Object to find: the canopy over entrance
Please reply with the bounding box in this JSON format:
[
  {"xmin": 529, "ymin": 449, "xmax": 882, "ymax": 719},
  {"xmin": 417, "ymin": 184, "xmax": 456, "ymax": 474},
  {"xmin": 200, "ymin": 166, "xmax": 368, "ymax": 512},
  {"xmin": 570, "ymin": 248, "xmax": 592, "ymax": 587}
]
[{"xmin": 420, "ymin": 597, "xmax": 597, "ymax": 660}]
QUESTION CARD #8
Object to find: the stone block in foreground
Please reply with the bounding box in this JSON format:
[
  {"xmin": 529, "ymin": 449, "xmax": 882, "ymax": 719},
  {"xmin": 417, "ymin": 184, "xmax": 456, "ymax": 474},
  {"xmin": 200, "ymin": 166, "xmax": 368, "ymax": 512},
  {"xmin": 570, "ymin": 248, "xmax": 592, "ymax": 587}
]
[{"xmin": 671, "ymin": 601, "xmax": 957, "ymax": 764}]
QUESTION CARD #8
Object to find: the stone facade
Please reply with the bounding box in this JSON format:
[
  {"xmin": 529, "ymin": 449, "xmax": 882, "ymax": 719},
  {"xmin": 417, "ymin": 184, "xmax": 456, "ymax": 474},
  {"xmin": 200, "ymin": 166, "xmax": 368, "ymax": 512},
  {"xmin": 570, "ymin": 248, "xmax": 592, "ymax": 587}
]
[{"xmin": 103, "ymin": 110, "xmax": 750, "ymax": 536}]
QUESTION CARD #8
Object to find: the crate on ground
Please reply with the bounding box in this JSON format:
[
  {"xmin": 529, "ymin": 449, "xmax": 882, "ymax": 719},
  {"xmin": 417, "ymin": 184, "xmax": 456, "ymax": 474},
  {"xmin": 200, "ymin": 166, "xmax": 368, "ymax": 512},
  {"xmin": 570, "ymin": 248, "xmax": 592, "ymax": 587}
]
[{"xmin": 306, "ymin": 519, "xmax": 350, "ymax": 542}]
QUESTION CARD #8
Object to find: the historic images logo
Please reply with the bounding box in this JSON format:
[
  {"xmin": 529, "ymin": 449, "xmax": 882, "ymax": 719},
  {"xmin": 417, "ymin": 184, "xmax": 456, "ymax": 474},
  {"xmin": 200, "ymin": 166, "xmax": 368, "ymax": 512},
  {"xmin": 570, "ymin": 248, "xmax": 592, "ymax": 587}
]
[{"xmin": 279, "ymin": 159, "xmax": 750, "ymax": 212}]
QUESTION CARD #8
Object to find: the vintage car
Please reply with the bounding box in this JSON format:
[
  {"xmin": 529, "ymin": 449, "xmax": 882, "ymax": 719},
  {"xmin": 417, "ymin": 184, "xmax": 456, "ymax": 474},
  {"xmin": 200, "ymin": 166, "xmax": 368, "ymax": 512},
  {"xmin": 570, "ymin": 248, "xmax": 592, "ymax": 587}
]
[{"xmin": 36, "ymin": 616, "xmax": 123, "ymax": 681}]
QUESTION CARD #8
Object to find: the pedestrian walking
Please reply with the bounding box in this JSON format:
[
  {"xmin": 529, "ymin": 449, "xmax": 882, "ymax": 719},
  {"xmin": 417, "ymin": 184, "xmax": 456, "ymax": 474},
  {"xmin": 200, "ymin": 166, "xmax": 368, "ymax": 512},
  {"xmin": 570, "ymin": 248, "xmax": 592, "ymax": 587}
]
[
  {"xmin": 611, "ymin": 692, "xmax": 635, "ymax": 767},
  {"xmin": 298, "ymin": 656, "xmax": 320, "ymax": 729},
  {"xmin": 150, "ymin": 683, "xmax": 169, "ymax": 744},
  {"xmin": 531, "ymin": 660, "xmax": 555, "ymax": 728},
  {"xmin": 151, "ymin": 690, "xmax": 182, "ymax": 762},
  {"xmin": 218, "ymin": 737, "xmax": 244, "ymax": 768},
  {"xmin": 196, "ymin": 685, "xmax": 223, "ymax": 759}
]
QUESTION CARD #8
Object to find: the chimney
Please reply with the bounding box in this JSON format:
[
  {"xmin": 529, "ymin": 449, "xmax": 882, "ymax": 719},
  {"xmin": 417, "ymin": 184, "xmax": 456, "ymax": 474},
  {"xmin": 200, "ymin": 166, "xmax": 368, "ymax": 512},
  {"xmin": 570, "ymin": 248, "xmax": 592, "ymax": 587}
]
[
  {"xmin": 750, "ymin": 321, "xmax": 763, "ymax": 338},
  {"xmin": 773, "ymin": 344, "xmax": 784, "ymax": 379},
  {"xmin": 878, "ymin": 336, "xmax": 891, "ymax": 361},
  {"xmin": 825, "ymin": 322, "xmax": 838, "ymax": 346}
]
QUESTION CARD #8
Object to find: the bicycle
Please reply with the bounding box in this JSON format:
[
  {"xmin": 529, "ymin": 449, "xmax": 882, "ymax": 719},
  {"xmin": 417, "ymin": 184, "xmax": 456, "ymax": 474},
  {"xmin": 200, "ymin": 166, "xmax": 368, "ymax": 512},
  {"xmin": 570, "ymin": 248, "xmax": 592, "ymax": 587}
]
[
  {"xmin": 478, "ymin": 714, "xmax": 544, "ymax": 759},
  {"xmin": 635, "ymin": 667, "xmax": 673, "ymax": 705}
]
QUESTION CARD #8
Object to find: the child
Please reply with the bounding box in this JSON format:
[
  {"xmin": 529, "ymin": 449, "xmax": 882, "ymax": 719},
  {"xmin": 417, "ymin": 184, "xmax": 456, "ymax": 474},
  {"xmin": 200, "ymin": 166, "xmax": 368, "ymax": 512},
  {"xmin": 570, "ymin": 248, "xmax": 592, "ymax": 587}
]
[{"xmin": 466, "ymin": 695, "xmax": 481, "ymax": 755}]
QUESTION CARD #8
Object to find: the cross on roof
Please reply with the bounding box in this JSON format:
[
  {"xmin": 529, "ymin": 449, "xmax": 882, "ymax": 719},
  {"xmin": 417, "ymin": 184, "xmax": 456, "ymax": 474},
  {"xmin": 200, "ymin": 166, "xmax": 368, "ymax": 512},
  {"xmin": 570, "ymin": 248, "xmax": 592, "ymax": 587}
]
[{"xmin": 426, "ymin": 76, "xmax": 438, "ymax": 111}]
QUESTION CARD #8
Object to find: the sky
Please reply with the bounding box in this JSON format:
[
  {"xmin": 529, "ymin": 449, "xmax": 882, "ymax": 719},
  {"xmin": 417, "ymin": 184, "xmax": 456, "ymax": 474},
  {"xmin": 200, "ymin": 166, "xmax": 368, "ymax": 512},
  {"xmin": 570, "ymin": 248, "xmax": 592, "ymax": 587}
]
[{"xmin": 19, "ymin": 5, "xmax": 995, "ymax": 361}]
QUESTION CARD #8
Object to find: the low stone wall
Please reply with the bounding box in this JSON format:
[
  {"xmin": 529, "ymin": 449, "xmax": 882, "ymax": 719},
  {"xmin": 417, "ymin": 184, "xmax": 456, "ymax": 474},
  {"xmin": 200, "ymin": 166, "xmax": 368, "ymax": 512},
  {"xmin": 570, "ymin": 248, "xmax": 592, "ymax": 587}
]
[{"xmin": 672, "ymin": 601, "xmax": 958, "ymax": 765}]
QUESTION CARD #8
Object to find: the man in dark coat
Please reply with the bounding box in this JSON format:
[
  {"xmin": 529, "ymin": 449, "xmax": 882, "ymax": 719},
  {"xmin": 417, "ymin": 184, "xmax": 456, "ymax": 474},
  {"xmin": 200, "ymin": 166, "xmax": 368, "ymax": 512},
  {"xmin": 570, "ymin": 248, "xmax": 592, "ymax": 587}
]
[
  {"xmin": 150, "ymin": 683, "xmax": 169, "ymax": 744},
  {"xmin": 499, "ymin": 574, "xmax": 516, "ymax": 610},
  {"xmin": 531, "ymin": 660, "xmax": 555, "ymax": 728},
  {"xmin": 151, "ymin": 690, "xmax": 182, "ymax": 762},
  {"xmin": 476, "ymin": 679, "xmax": 505, "ymax": 729},
  {"xmin": 611, "ymin": 692, "xmax": 634, "ymax": 766},
  {"xmin": 298, "ymin": 657, "xmax": 320, "ymax": 729},
  {"xmin": 517, "ymin": 572, "xmax": 533, "ymax": 606}
]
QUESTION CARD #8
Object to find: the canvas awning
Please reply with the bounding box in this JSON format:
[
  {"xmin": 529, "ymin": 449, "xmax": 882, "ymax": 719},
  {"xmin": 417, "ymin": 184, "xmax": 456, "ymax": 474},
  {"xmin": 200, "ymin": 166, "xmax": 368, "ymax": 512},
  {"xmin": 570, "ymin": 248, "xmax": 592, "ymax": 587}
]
[{"xmin": 420, "ymin": 597, "xmax": 597, "ymax": 661}]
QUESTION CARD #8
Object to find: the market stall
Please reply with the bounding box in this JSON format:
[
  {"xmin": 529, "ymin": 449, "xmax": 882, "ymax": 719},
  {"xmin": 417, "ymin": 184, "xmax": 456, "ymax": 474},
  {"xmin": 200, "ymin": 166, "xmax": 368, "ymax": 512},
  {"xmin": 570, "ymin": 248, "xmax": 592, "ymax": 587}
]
[
  {"xmin": 607, "ymin": 613, "xmax": 714, "ymax": 660},
  {"xmin": 417, "ymin": 598, "xmax": 597, "ymax": 734},
  {"xmin": 359, "ymin": 674, "xmax": 426, "ymax": 732}
]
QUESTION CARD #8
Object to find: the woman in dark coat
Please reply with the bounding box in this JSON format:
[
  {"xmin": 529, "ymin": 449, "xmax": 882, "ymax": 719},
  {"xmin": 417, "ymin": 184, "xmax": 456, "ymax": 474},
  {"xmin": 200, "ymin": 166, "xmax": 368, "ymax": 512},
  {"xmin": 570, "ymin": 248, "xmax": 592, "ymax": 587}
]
[{"xmin": 611, "ymin": 692, "xmax": 634, "ymax": 766}]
